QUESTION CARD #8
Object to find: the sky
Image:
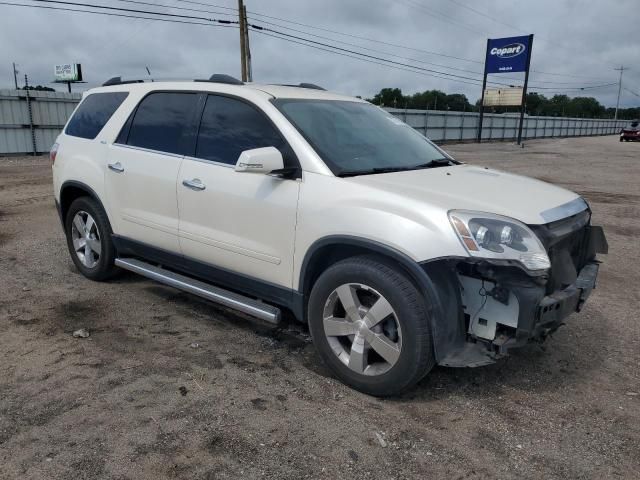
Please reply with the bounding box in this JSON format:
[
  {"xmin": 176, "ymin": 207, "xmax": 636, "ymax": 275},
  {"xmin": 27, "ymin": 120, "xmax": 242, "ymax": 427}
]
[{"xmin": 0, "ymin": 0, "xmax": 638, "ymax": 108}]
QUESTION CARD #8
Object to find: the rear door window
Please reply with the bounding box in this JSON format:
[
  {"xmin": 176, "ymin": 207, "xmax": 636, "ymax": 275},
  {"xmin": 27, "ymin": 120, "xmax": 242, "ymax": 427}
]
[
  {"xmin": 195, "ymin": 95, "xmax": 293, "ymax": 166},
  {"xmin": 125, "ymin": 92, "xmax": 198, "ymax": 155},
  {"xmin": 65, "ymin": 92, "xmax": 128, "ymax": 139}
]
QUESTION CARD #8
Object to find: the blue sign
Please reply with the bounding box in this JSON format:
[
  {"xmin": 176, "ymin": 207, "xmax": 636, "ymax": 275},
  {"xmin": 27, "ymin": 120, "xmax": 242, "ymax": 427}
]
[{"xmin": 486, "ymin": 35, "xmax": 531, "ymax": 74}]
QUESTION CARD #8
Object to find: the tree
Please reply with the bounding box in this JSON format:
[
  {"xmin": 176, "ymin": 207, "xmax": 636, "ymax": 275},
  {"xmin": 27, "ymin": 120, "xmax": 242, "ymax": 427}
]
[
  {"xmin": 20, "ymin": 85, "xmax": 56, "ymax": 92},
  {"xmin": 366, "ymin": 86, "xmax": 636, "ymax": 119},
  {"xmin": 370, "ymin": 88, "xmax": 405, "ymax": 107}
]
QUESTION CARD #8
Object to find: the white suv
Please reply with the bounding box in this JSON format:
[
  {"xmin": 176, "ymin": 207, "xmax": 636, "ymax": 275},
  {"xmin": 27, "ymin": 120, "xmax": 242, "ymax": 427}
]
[{"xmin": 52, "ymin": 75, "xmax": 607, "ymax": 396}]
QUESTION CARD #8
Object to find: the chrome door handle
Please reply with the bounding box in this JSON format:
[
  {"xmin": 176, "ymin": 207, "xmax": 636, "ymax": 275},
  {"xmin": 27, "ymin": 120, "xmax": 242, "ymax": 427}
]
[
  {"xmin": 182, "ymin": 178, "xmax": 206, "ymax": 191},
  {"xmin": 108, "ymin": 162, "xmax": 124, "ymax": 173}
]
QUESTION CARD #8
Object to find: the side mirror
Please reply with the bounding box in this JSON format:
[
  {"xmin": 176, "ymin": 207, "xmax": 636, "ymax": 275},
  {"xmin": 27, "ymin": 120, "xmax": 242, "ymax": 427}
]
[{"xmin": 235, "ymin": 147, "xmax": 284, "ymax": 174}]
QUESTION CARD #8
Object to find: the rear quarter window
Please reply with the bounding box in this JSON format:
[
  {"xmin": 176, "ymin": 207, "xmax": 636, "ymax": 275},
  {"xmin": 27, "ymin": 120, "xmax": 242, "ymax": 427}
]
[{"xmin": 65, "ymin": 92, "xmax": 129, "ymax": 140}]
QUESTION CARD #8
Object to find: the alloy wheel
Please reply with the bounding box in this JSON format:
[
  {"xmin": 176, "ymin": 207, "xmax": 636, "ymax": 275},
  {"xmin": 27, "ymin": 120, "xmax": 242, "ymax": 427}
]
[
  {"xmin": 322, "ymin": 283, "xmax": 402, "ymax": 376},
  {"xmin": 71, "ymin": 210, "xmax": 101, "ymax": 269}
]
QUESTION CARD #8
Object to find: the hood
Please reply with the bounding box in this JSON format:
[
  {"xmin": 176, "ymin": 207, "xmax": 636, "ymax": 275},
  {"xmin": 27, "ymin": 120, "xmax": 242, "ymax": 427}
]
[{"xmin": 346, "ymin": 164, "xmax": 584, "ymax": 225}]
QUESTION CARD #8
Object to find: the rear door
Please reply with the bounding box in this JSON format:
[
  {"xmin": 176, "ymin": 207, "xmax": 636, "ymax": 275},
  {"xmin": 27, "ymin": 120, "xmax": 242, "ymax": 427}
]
[
  {"xmin": 177, "ymin": 94, "xmax": 300, "ymax": 288},
  {"xmin": 105, "ymin": 91, "xmax": 199, "ymax": 253}
]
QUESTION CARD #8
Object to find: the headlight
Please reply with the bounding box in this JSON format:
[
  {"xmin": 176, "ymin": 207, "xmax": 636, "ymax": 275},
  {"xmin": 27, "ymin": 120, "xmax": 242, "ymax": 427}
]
[{"xmin": 448, "ymin": 210, "xmax": 550, "ymax": 271}]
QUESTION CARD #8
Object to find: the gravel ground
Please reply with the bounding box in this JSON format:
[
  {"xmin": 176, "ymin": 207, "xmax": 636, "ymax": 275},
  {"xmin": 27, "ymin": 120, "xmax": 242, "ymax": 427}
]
[{"xmin": 0, "ymin": 135, "xmax": 638, "ymax": 479}]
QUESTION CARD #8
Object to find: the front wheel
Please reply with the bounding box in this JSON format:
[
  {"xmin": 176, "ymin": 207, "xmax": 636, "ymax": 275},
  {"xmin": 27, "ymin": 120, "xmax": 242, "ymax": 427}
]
[
  {"xmin": 308, "ymin": 256, "xmax": 435, "ymax": 396},
  {"xmin": 64, "ymin": 197, "xmax": 118, "ymax": 281}
]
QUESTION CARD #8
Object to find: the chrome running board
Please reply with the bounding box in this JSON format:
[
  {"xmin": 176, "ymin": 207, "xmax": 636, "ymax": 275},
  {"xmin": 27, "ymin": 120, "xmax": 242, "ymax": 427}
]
[{"xmin": 115, "ymin": 257, "xmax": 281, "ymax": 324}]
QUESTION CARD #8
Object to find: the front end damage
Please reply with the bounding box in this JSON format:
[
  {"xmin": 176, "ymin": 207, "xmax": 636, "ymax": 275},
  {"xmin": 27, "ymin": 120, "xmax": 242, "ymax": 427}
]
[{"xmin": 427, "ymin": 208, "xmax": 608, "ymax": 368}]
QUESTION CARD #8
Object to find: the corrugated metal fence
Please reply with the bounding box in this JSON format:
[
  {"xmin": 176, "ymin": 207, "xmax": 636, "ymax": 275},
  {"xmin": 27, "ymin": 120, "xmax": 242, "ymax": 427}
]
[
  {"xmin": 386, "ymin": 108, "xmax": 627, "ymax": 143},
  {"xmin": 0, "ymin": 90, "xmax": 628, "ymax": 155},
  {"xmin": 0, "ymin": 89, "xmax": 81, "ymax": 155}
]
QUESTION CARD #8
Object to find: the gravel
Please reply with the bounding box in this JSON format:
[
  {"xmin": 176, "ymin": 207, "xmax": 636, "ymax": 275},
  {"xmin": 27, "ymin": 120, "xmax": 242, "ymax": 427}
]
[{"xmin": 0, "ymin": 135, "xmax": 638, "ymax": 479}]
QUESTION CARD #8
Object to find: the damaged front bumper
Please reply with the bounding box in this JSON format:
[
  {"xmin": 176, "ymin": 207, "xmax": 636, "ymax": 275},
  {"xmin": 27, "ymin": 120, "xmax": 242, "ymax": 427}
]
[{"xmin": 433, "ymin": 220, "xmax": 607, "ymax": 368}]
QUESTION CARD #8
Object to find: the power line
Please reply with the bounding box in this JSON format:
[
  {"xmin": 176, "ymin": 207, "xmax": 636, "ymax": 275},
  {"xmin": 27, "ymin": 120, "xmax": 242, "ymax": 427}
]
[
  {"xmin": 25, "ymin": 0, "xmax": 236, "ymax": 22},
  {"xmin": 623, "ymin": 87, "xmax": 640, "ymax": 99},
  {"xmin": 234, "ymin": 2, "xmax": 485, "ymax": 64},
  {"xmin": 0, "ymin": 0, "xmax": 236, "ymax": 26},
  {"xmin": 397, "ymin": 0, "xmax": 489, "ymax": 37},
  {"xmin": 251, "ymin": 29, "xmax": 485, "ymax": 88},
  {"xmin": 112, "ymin": 0, "xmax": 234, "ymax": 17},
  {"xmin": 249, "ymin": 23, "xmax": 617, "ymax": 91},
  {"xmin": 0, "ymin": 0, "xmax": 622, "ymax": 95},
  {"xmin": 157, "ymin": 0, "xmax": 618, "ymax": 84},
  {"xmin": 249, "ymin": 23, "xmax": 511, "ymax": 86},
  {"xmin": 444, "ymin": 0, "xmax": 525, "ymax": 34}
]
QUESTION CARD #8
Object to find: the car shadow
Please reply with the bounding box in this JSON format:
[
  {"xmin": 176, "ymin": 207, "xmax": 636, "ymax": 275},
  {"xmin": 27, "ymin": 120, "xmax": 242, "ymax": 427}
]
[{"xmin": 134, "ymin": 282, "xmax": 610, "ymax": 401}]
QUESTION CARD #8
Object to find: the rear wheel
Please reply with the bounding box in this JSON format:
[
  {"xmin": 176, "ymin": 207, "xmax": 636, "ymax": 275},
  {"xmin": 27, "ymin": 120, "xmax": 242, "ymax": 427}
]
[
  {"xmin": 308, "ymin": 256, "xmax": 435, "ymax": 396},
  {"xmin": 65, "ymin": 197, "xmax": 118, "ymax": 281}
]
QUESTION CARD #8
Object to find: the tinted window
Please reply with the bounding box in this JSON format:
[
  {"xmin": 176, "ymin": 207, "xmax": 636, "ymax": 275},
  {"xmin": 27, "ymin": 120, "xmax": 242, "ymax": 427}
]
[
  {"xmin": 274, "ymin": 99, "xmax": 448, "ymax": 176},
  {"xmin": 196, "ymin": 95, "xmax": 290, "ymax": 165},
  {"xmin": 126, "ymin": 92, "xmax": 198, "ymax": 155},
  {"xmin": 65, "ymin": 92, "xmax": 128, "ymax": 139}
]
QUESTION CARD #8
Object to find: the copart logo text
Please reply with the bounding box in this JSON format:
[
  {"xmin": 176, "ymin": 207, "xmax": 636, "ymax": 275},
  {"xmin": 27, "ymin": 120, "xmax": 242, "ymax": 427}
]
[{"xmin": 490, "ymin": 43, "xmax": 525, "ymax": 58}]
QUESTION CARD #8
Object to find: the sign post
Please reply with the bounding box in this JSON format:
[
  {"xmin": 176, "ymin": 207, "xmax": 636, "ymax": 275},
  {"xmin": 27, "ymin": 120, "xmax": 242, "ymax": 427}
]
[
  {"xmin": 477, "ymin": 34, "xmax": 534, "ymax": 144},
  {"xmin": 477, "ymin": 39, "xmax": 490, "ymax": 143},
  {"xmin": 516, "ymin": 34, "xmax": 534, "ymax": 145}
]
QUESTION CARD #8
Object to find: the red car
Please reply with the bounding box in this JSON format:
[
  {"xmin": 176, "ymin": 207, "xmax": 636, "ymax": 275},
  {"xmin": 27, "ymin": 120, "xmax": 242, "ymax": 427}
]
[{"xmin": 620, "ymin": 121, "xmax": 640, "ymax": 141}]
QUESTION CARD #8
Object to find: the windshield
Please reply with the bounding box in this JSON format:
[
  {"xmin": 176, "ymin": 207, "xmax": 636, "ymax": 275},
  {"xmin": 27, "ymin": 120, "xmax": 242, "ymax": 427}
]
[{"xmin": 273, "ymin": 99, "xmax": 454, "ymax": 176}]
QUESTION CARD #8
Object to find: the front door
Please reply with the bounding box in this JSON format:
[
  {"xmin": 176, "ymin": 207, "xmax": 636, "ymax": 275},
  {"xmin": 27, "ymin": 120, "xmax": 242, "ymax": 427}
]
[{"xmin": 177, "ymin": 94, "xmax": 300, "ymax": 289}]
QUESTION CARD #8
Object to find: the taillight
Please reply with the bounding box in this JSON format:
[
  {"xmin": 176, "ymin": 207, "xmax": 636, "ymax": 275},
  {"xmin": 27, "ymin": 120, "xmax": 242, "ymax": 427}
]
[{"xmin": 50, "ymin": 142, "xmax": 59, "ymax": 165}]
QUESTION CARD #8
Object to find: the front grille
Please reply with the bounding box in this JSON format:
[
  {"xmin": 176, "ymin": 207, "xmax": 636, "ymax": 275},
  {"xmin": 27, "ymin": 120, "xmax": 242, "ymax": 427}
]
[{"xmin": 529, "ymin": 209, "xmax": 591, "ymax": 293}]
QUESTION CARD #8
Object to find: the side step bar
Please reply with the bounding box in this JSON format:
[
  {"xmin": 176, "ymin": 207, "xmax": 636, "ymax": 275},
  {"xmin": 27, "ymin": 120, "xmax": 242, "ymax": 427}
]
[{"xmin": 115, "ymin": 258, "xmax": 281, "ymax": 324}]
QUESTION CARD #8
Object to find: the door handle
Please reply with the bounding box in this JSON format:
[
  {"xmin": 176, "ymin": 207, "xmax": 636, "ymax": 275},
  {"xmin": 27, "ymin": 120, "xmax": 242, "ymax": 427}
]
[
  {"xmin": 108, "ymin": 162, "xmax": 124, "ymax": 173},
  {"xmin": 182, "ymin": 178, "xmax": 206, "ymax": 191}
]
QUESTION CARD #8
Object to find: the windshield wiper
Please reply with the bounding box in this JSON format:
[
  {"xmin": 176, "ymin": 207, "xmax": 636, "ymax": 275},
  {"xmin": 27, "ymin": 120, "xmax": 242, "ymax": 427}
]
[
  {"xmin": 337, "ymin": 166, "xmax": 412, "ymax": 177},
  {"xmin": 337, "ymin": 159, "xmax": 454, "ymax": 177},
  {"xmin": 412, "ymin": 158, "xmax": 454, "ymax": 169}
]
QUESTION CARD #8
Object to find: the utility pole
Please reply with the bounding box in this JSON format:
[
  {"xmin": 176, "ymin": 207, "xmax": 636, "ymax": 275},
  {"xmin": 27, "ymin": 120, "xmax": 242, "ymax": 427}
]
[
  {"xmin": 12, "ymin": 62, "xmax": 19, "ymax": 90},
  {"xmin": 238, "ymin": 0, "xmax": 247, "ymax": 82},
  {"xmin": 614, "ymin": 65, "xmax": 626, "ymax": 120},
  {"xmin": 243, "ymin": 4, "xmax": 252, "ymax": 82}
]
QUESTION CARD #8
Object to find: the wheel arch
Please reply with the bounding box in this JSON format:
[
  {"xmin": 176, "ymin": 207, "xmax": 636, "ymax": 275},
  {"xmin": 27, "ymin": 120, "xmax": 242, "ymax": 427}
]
[
  {"xmin": 59, "ymin": 180, "xmax": 111, "ymax": 227},
  {"xmin": 299, "ymin": 235, "xmax": 456, "ymax": 361}
]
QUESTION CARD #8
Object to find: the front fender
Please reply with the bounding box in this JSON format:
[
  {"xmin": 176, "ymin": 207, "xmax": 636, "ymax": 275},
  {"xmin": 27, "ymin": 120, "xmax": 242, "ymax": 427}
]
[{"xmin": 294, "ymin": 172, "xmax": 468, "ymax": 287}]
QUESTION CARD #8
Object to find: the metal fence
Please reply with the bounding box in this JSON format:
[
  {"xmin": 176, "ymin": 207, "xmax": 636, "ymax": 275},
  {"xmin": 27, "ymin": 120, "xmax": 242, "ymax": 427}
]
[
  {"xmin": 386, "ymin": 108, "xmax": 627, "ymax": 143},
  {"xmin": 0, "ymin": 89, "xmax": 81, "ymax": 155},
  {"xmin": 0, "ymin": 90, "xmax": 629, "ymax": 155}
]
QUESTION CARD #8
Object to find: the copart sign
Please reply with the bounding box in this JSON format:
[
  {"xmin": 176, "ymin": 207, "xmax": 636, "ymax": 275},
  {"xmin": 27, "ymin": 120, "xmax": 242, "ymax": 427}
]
[{"xmin": 486, "ymin": 36, "xmax": 531, "ymax": 73}]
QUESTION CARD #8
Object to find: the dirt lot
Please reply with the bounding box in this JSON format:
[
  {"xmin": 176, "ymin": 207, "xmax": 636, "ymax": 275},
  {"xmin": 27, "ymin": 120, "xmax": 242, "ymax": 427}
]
[{"xmin": 0, "ymin": 135, "xmax": 638, "ymax": 479}]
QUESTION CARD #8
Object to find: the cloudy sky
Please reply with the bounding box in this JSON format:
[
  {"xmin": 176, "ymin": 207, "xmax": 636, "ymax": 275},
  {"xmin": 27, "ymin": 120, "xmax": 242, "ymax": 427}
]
[{"xmin": 0, "ymin": 0, "xmax": 638, "ymax": 107}]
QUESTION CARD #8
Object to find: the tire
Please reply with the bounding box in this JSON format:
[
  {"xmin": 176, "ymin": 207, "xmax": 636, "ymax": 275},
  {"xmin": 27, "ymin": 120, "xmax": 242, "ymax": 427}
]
[
  {"xmin": 619, "ymin": 137, "xmax": 623, "ymax": 142},
  {"xmin": 64, "ymin": 196, "xmax": 118, "ymax": 281},
  {"xmin": 307, "ymin": 255, "xmax": 435, "ymax": 396}
]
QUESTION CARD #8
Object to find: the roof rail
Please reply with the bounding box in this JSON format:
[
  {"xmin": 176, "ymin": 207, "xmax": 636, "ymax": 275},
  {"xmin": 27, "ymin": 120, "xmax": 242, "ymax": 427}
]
[
  {"xmin": 102, "ymin": 76, "xmax": 145, "ymax": 87},
  {"xmin": 298, "ymin": 83, "xmax": 326, "ymax": 91},
  {"xmin": 194, "ymin": 74, "xmax": 244, "ymax": 85}
]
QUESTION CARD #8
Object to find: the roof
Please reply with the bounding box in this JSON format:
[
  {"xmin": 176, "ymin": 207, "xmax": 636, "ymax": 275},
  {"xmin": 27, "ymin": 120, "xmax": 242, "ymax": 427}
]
[{"xmin": 87, "ymin": 79, "xmax": 364, "ymax": 103}]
